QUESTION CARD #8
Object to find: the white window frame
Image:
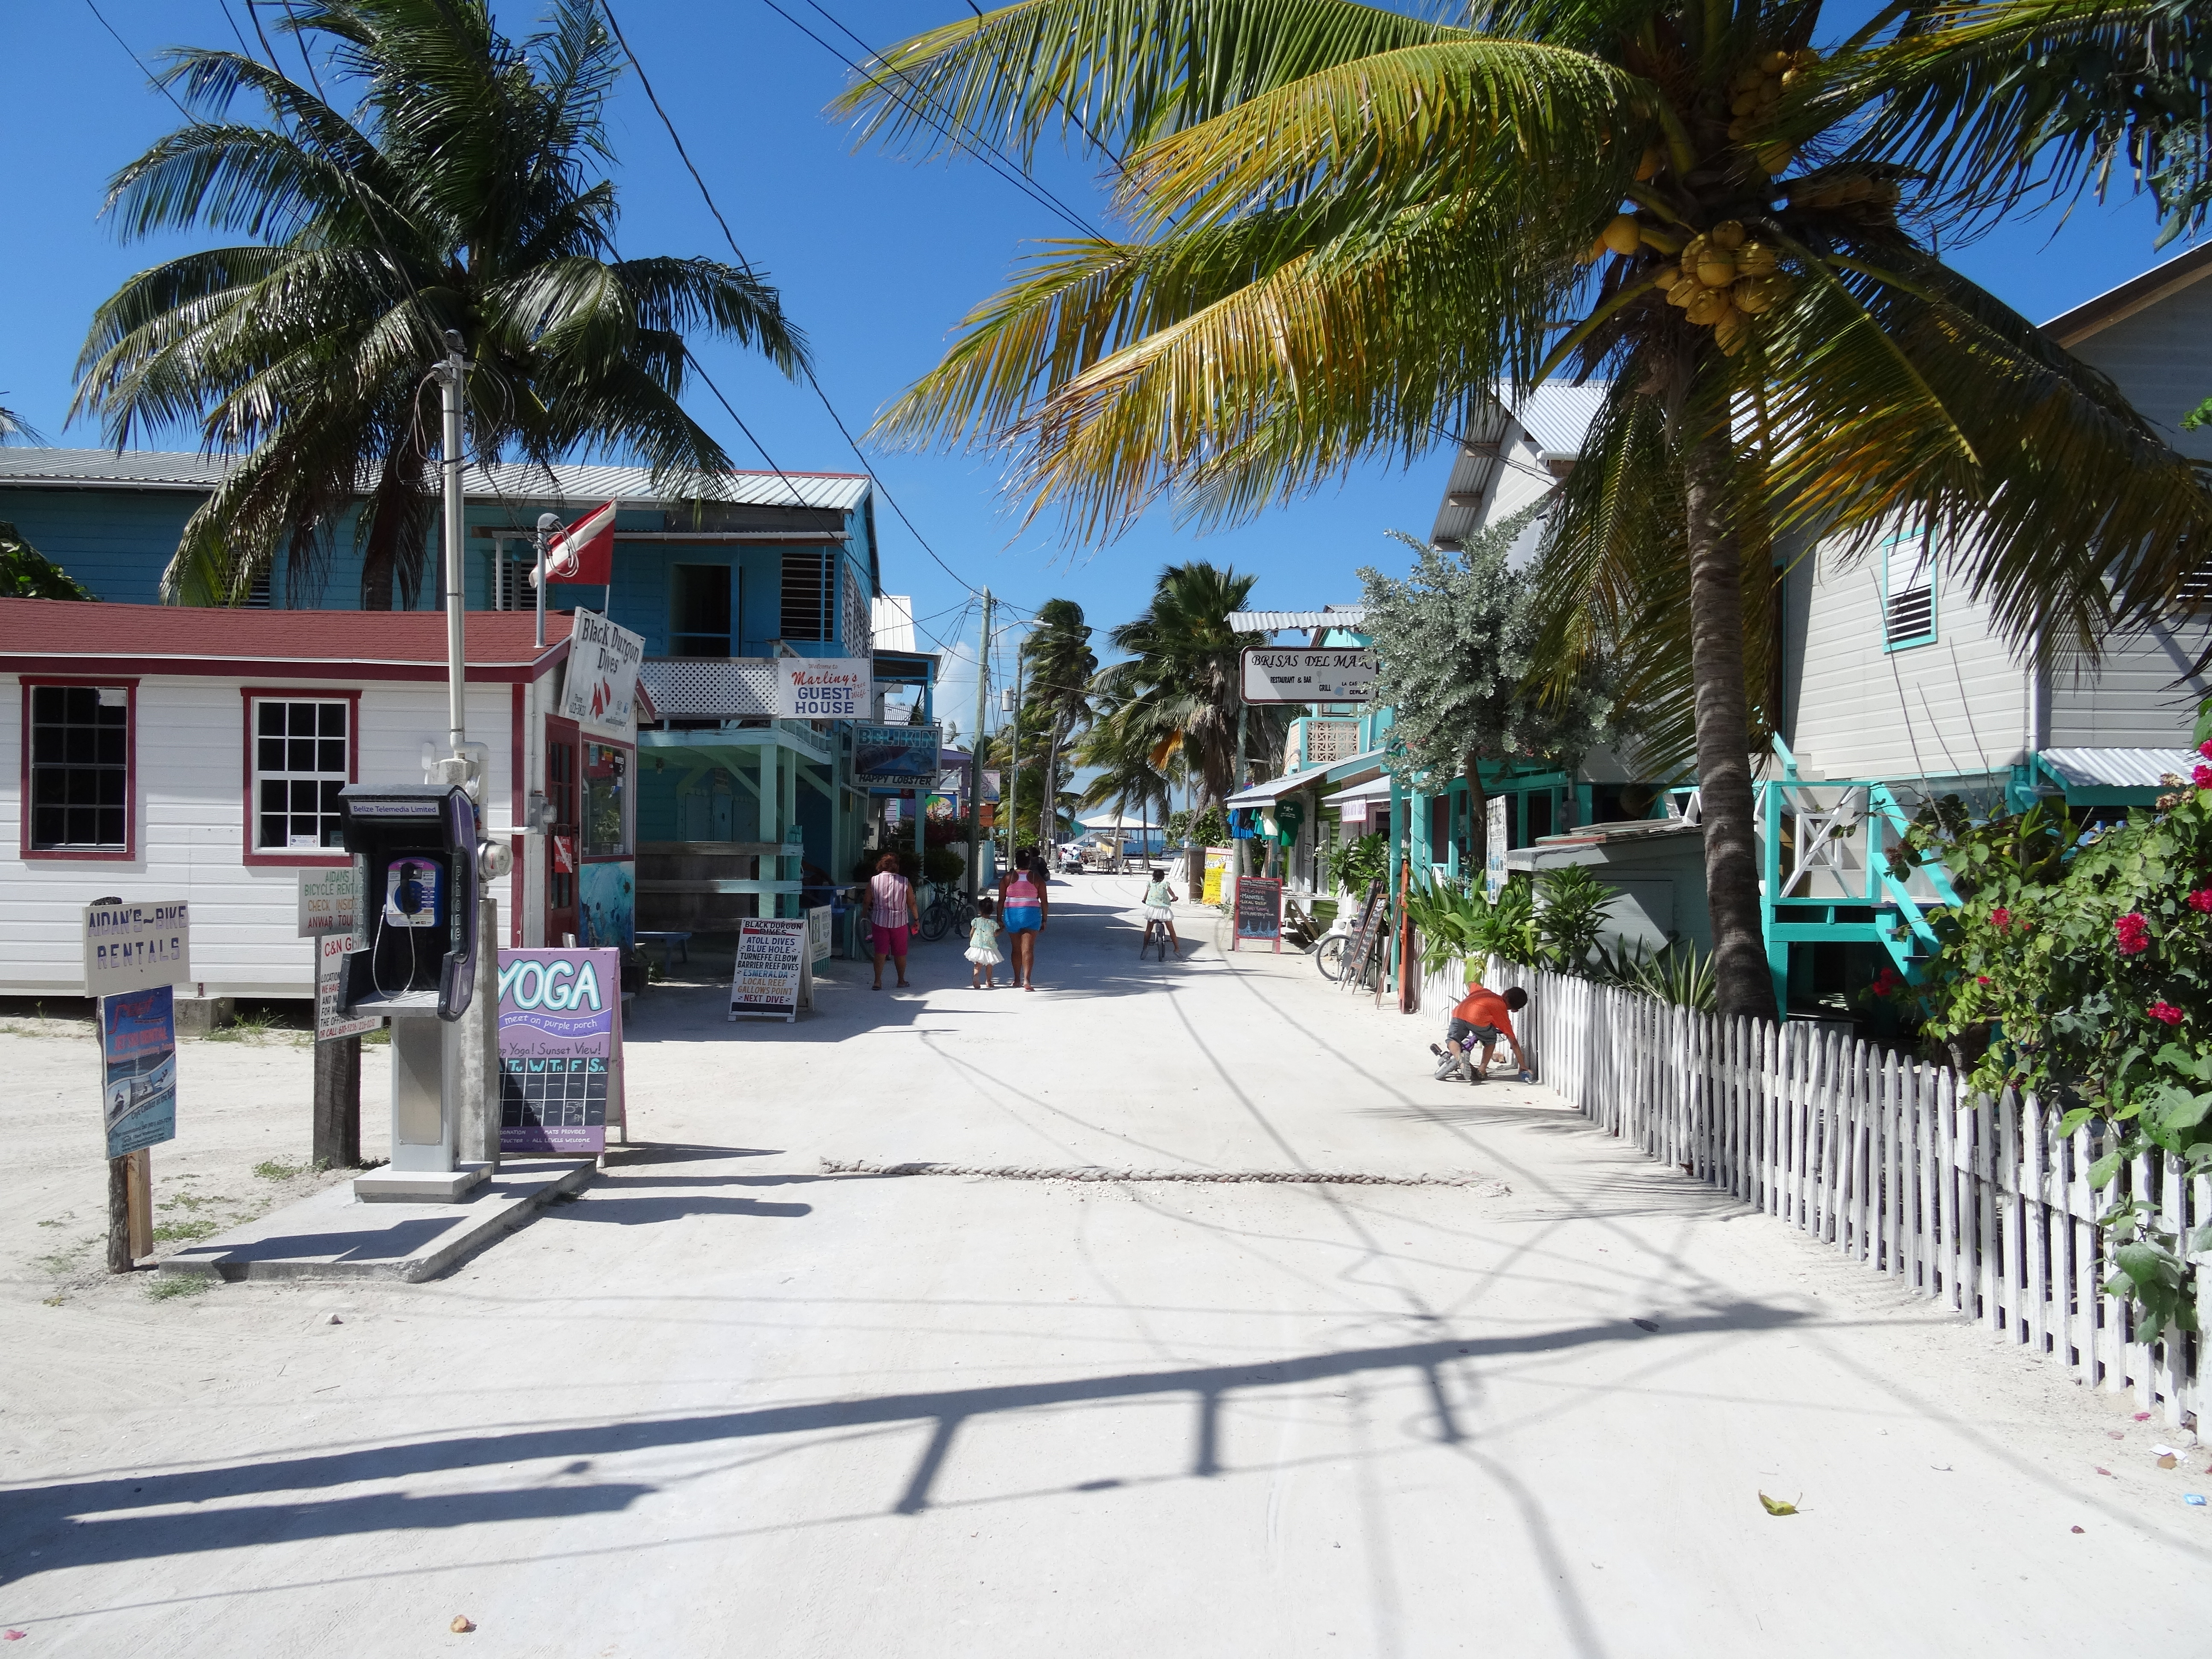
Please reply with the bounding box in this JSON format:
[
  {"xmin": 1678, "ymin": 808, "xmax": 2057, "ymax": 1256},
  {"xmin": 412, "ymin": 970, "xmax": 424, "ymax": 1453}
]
[{"xmin": 250, "ymin": 695, "xmax": 353, "ymax": 853}]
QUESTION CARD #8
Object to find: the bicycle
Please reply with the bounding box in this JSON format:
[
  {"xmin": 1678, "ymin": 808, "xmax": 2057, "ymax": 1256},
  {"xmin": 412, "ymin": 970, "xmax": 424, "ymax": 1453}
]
[
  {"xmin": 918, "ymin": 881, "xmax": 976, "ymax": 943},
  {"xmin": 1139, "ymin": 915, "xmax": 1176, "ymax": 963}
]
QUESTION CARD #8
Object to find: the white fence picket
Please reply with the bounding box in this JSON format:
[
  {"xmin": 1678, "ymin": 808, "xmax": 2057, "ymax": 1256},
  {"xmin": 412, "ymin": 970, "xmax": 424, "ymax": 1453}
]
[{"xmin": 1479, "ymin": 962, "xmax": 2197, "ymax": 1419}]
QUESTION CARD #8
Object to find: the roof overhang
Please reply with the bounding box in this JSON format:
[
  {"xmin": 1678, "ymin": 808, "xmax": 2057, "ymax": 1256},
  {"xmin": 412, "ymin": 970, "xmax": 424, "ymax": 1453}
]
[{"xmin": 2044, "ymin": 242, "xmax": 2212, "ymax": 348}]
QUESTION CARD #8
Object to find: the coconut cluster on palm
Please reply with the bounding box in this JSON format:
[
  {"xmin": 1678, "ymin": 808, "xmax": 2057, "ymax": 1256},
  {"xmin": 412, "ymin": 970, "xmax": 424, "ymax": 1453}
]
[{"xmin": 840, "ymin": 0, "xmax": 2212, "ymax": 1019}]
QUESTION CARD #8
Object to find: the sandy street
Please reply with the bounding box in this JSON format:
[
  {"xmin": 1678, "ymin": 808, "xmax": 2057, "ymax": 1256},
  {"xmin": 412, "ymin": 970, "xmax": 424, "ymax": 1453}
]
[{"xmin": 3, "ymin": 872, "xmax": 2209, "ymax": 1656}]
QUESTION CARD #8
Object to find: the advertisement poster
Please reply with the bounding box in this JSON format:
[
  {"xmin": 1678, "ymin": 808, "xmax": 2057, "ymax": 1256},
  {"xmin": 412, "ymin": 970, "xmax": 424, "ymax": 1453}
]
[
  {"xmin": 496, "ymin": 949, "xmax": 621, "ymax": 1155},
  {"xmin": 315, "ymin": 933, "xmax": 383, "ymax": 1041},
  {"xmin": 1485, "ymin": 797, "xmax": 1509, "ymax": 903},
  {"xmin": 561, "ymin": 610, "xmax": 646, "ymax": 737},
  {"xmin": 83, "ymin": 901, "xmax": 191, "ymax": 998},
  {"xmin": 730, "ymin": 917, "xmax": 808, "ymax": 1021},
  {"xmin": 806, "ymin": 904, "xmax": 832, "ymax": 965},
  {"xmin": 100, "ymin": 985, "xmax": 178, "ymax": 1158},
  {"xmin": 1239, "ymin": 647, "xmax": 1378, "ymax": 704},
  {"xmin": 776, "ymin": 657, "xmax": 869, "ymax": 719},
  {"xmin": 853, "ymin": 722, "xmax": 943, "ymax": 791},
  {"xmin": 579, "ymin": 860, "xmax": 636, "ymax": 950}
]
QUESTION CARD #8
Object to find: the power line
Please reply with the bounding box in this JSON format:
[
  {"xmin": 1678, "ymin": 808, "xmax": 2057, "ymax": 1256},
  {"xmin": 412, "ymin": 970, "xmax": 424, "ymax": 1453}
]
[
  {"xmin": 84, "ymin": 0, "xmax": 192, "ymax": 118},
  {"xmin": 781, "ymin": 0, "xmax": 1098, "ymax": 237},
  {"xmin": 596, "ymin": 0, "xmax": 1004, "ymax": 608}
]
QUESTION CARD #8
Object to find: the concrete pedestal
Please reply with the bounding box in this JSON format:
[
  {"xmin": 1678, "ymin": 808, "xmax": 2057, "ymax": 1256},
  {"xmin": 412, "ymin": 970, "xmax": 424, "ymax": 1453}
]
[{"xmin": 352, "ymin": 1162, "xmax": 492, "ymax": 1203}]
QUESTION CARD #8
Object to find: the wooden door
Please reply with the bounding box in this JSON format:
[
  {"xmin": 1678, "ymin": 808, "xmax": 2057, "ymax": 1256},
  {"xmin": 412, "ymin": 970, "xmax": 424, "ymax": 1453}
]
[{"xmin": 544, "ymin": 717, "xmax": 581, "ymax": 946}]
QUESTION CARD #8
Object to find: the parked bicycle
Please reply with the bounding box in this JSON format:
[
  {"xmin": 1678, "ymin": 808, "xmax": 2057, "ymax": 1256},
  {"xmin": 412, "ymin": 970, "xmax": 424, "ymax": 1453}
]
[{"xmin": 917, "ymin": 880, "xmax": 977, "ymax": 943}]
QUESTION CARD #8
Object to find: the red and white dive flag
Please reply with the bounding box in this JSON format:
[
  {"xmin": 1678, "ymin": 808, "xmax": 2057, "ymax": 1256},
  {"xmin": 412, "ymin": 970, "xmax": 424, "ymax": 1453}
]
[{"xmin": 531, "ymin": 501, "xmax": 617, "ymax": 588}]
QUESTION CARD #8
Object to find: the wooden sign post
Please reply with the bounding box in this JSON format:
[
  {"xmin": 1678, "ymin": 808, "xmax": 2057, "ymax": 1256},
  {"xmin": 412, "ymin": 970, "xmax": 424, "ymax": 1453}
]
[{"xmin": 84, "ymin": 899, "xmax": 191, "ymax": 1275}]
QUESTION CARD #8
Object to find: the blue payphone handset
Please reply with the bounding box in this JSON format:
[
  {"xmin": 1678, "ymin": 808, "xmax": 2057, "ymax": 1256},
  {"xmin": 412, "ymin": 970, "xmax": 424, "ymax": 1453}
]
[{"xmin": 337, "ymin": 783, "xmax": 480, "ymax": 1020}]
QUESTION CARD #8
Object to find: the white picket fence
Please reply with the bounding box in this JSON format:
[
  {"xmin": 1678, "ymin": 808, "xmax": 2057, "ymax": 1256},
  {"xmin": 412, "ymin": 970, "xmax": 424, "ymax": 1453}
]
[{"xmin": 1474, "ymin": 961, "xmax": 2206, "ymax": 1428}]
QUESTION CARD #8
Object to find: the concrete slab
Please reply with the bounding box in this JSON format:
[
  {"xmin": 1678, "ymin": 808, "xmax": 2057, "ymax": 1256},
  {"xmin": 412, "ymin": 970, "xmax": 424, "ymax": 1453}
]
[
  {"xmin": 156, "ymin": 1157, "xmax": 594, "ymax": 1283},
  {"xmin": 351, "ymin": 1163, "xmax": 492, "ymax": 1203}
]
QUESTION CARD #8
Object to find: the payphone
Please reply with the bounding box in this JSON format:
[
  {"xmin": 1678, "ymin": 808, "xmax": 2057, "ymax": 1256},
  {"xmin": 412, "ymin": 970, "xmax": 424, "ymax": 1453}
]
[
  {"xmin": 335, "ymin": 782, "xmax": 488, "ymax": 1199},
  {"xmin": 336, "ymin": 783, "xmax": 480, "ymax": 1021}
]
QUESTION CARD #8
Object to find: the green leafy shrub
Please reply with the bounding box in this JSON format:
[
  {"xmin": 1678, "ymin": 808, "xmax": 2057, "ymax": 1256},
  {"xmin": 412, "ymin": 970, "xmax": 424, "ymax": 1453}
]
[
  {"xmin": 1897, "ymin": 701, "xmax": 2212, "ymax": 1338},
  {"xmin": 1334, "ymin": 832, "xmax": 1389, "ymax": 898}
]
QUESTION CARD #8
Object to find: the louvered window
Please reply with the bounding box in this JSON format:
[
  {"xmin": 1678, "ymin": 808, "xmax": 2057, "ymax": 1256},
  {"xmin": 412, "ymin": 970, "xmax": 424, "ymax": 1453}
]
[
  {"xmin": 780, "ymin": 550, "xmax": 832, "ymax": 641},
  {"xmin": 1881, "ymin": 528, "xmax": 1936, "ymax": 650}
]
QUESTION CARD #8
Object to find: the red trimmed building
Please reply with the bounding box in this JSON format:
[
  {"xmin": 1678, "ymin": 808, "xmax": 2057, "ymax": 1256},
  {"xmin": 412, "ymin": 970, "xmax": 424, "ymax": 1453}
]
[{"xmin": 1, "ymin": 600, "xmax": 649, "ymax": 1006}]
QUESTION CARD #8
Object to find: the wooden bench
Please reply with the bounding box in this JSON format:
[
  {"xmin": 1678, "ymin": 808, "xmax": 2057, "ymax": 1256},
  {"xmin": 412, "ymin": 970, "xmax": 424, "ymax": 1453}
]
[{"xmin": 634, "ymin": 929, "xmax": 692, "ymax": 967}]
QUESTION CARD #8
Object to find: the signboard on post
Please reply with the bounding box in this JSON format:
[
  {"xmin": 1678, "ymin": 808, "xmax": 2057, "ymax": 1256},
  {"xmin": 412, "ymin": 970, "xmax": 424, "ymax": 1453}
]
[
  {"xmin": 495, "ymin": 949, "xmax": 622, "ymax": 1155},
  {"xmin": 853, "ymin": 722, "xmax": 943, "ymax": 791},
  {"xmin": 1233, "ymin": 876, "xmax": 1284, "ymax": 952},
  {"xmin": 806, "ymin": 905, "xmax": 833, "ymax": 965},
  {"xmin": 562, "ymin": 610, "xmax": 646, "ymax": 737},
  {"xmin": 777, "ymin": 657, "xmax": 869, "ymax": 719},
  {"xmin": 82, "ymin": 901, "xmax": 191, "ymax": 997},
  {"xmin": 315, "ymin": 933, "xmax": 382, "ymax": 1040},
  {"xmin": 730, "ymin": 917, "xmax": 809, "ymax": 1021},
  {"xmin": 1485, "ymin": 797, "xmax": 1510, "ymax": 903},
  {"xmin": 297, "ymin": 867, "xmax": 362, "ymax": 940},
  {"xmin": 1239, "ymin": 648, "xmax": 1377, "ymax": 705},
  {"xmin": 100, "ymin": 985, "xmax": 178, "ymax": 1158}
]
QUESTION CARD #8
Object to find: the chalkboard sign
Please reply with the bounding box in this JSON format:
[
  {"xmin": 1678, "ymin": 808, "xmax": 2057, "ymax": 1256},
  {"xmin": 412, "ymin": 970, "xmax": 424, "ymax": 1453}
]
[
  {"xmin": 1233, "ymin": 876, "xmax": 1284, "ymax": 952},
  {"xmin": 730, "ymin": 917, "xmax": 809, "ymax": 1022},
  {"xmin": 1343, "ymin": 880, "xmax": 1386, "ymax": 991}
]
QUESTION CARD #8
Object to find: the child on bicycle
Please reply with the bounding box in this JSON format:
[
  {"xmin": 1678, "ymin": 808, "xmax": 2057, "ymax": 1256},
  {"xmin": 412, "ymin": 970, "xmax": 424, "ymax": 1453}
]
[
  {"xmin": 965, "ymin": 896, "xmax": 1004, "ymax": 990},
  {"xmin": 1431, "ymin": 984, "xmax": 1531, "ymax": 1083},
  {"xmin": 1142, "ymin": 868, "xmax": 1180, "ymax": 958}
]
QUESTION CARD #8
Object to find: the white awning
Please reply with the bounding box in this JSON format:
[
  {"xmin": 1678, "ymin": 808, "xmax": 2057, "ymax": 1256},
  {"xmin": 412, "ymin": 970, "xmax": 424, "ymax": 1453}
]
[
  {"xmin": 1077, "ymin": 812, "xmax": 1162, "ymax": 830},
  {"xmin": 2039, "ymin": 747, "xmax": 2199, "ymax": 789},
  {"xmin": 1224, "ymin": 772, "xmax": 1322, "ymax": 808},
  {"xmin": 1327, "ymin": 775, "xmax": 1398, "ymax": 804}
]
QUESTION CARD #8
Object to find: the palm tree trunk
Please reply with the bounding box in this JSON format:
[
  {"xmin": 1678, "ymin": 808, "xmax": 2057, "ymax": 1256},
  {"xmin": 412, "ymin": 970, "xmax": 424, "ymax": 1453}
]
[{"xmin": 1682, "ymin": 423, "xmax": 1771, "ymax": 1022}]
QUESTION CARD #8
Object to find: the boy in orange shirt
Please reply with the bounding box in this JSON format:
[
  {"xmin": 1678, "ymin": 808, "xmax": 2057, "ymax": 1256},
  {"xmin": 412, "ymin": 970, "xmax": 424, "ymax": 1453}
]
[{"xmin": 1432, "ymin": 984, "xmax": 1530, "ymax": 1083}]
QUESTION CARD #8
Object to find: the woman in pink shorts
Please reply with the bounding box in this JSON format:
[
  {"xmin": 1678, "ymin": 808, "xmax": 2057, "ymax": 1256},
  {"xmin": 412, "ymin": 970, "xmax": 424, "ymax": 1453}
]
[{"xmin": 868, "ymin": 851, "xmax": 914, "ymax": 990}]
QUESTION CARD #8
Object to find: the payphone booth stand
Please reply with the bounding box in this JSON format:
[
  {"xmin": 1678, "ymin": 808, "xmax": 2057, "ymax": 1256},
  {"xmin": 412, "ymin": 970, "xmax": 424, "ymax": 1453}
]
[{"xmin": 337, "ymin": 783, "xmax": 489, "ymax": 1202}]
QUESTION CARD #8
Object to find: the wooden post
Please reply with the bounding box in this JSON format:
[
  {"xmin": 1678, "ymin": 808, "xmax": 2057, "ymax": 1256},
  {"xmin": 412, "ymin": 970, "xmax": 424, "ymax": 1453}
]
[
  {"xmin": 314, "ymin": 1033, "xmax": 362, "ymax": 1168},
  {"xmin": 106, "ymin": 1156, "xmax": 132, "ymax": 1273},
  {"xmin": 126, "ymin": 1147, "xmax": 153, "ymax": 1260}
]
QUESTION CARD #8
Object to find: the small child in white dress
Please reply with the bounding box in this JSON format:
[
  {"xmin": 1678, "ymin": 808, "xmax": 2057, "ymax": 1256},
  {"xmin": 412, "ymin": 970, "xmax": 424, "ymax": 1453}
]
[
  {"xmin": 1142, "ymin": 867, "xmax": 1180, "ymax": 957},
  {"xmin": 966, "ymin": 898, "xmax": 1004, "ymax": 989}
]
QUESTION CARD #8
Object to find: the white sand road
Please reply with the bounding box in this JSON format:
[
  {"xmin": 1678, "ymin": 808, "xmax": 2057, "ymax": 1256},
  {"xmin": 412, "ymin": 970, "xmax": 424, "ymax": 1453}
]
[{"xmin": 3, "ymin": 871, "xmax": 2209, "ymax": 1656}]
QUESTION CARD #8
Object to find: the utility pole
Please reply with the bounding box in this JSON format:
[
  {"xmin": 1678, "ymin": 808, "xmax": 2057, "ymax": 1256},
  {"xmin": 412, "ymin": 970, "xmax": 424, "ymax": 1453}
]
[
  {"xmin": 1004, "ymin": 626, "xmax": 1026, "ymax": 871},
  {"xmin": 964, "ymin": 588, "xmax": 993, "ymax": 902},
  {"xmin": 439, "ymin": 329, "xmax": 469, "ymax": 755}
]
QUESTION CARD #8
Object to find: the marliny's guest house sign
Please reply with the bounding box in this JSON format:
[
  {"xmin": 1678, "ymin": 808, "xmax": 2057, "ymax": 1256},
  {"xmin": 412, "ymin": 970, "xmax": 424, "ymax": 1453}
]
[
  {"xmin": 562, "ymin": 611, "xmax": 646, "ymax": 737},
  {"xmin": 776, "ymin": 658, "xmax": 869, "ymax": 719}
]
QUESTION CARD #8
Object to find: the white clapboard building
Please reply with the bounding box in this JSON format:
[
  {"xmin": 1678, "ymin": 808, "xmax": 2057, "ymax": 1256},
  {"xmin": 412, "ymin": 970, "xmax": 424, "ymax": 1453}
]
[{"xmin": 1, "ymin": 600, "xmax": 645, "ymax": 1014}]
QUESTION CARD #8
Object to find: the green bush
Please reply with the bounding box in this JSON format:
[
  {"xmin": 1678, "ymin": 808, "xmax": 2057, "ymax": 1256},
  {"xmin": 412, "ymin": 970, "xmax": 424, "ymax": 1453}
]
[
  {"xmin": 1894, "ymin": 701, "xmax": 2212, "ymax": 1339},
  {"xmin": 1334, "ymin": 832, "xmax": 1389, "ymax": 897}
]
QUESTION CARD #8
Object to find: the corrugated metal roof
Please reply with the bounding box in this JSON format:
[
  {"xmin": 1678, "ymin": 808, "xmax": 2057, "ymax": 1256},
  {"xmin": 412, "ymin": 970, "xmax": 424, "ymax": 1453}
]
[
  {"xmin": 2039, "ymin": 747, "xmax": 2200, "ymax": 789},
  {"xmin": 1427, "ymin": 382, "xmax": 1609, "ymax": 553},
  {"xmin": 0, "ymin": 448, "xmax": 868, "ymax": 512},
  {"xmin": 1225, "ymin": 607, "xmax": 1367, "ymax": 631}
]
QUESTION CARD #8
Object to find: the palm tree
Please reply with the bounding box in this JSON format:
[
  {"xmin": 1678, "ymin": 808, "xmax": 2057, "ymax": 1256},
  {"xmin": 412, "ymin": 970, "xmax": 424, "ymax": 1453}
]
[
  {"xmin": 841, "ymin": 0, "xmax": 2212, "ymax": 1020},
  {"xmin": 1022, "ymin": 598, "xmax": 1098, "ymax": 850},
  {"xmin": 0, "ymin": 405, "xmax": 44, "ymax": 445},
  {"xmin": 1100, "ymin": 561, "xmax": 1274, "ymax": 812},
  {"xmin": 1075, "ymin": 683, "xmax": 1177, "ymax": 867},
  {"xmin": 73, "ymin": 0, "xmax": 803, "ymax": 608}
]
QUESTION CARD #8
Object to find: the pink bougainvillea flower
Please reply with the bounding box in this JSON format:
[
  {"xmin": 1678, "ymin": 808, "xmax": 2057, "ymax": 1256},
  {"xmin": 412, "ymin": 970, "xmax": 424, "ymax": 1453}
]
[
  {"xmin": 2149, "ymin": 1001, "xmax": 2186, "ymax": 1027},
  {"xmin": 2116, "ymin": 913, "xmax": 2152, "ymax": 955},
  {"xmin": 2190, "ymin": 890, "xmax": 2212, "ymax": 914},
  {"xmin": 2200, "ymin": 738, "xmax": 2212, "ymax": 761},
  {"xmin": 2195, "ymin": 763, "xmax": 2212, "ymax": 788},
  {"xmin": 1976, "ymin": 975, "xmax": 1993, "ymax": 985},
  {"xmin": 1991, "ymin": 907, "xmax": 2012, "ymax": 930}
]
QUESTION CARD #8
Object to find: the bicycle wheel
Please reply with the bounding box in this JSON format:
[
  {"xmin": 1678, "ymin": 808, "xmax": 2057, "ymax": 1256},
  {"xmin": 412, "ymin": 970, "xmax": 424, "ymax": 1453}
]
[
  {"xmin": 1315, "ymin": 935, "xmax": 1350, "ymax": 981},
  {"xmin": 856, "ymin": 914, "xmax": 875, "ymax": 956},
  {"xmin": 919, "ymin": 899, "xmax": 951, "ymax": 942}
]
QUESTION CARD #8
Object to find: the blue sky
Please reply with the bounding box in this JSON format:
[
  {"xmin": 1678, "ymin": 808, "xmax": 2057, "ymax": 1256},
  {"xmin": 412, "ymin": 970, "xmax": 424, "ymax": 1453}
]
[{"xmin": 0, "ymin": 0, "xmax": 2189, "ymax": 719}]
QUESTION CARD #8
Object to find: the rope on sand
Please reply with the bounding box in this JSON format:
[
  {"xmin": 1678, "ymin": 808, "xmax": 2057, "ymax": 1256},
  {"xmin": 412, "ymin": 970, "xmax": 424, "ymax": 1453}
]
[{"xmin": 819, "ymin": 1158, "xmax": 1509, "ymax": 1191}]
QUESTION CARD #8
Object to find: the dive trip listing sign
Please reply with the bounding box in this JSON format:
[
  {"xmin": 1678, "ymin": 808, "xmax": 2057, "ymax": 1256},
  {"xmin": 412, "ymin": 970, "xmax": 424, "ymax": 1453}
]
[{"xmin": 495, "ymin": 949, "xmax": 621, "ymax": 1154}]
